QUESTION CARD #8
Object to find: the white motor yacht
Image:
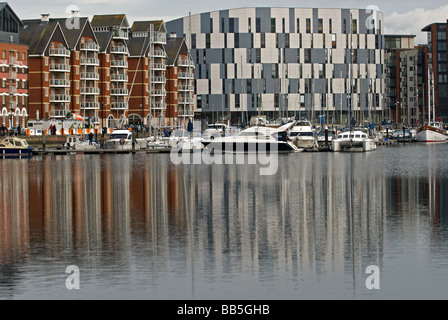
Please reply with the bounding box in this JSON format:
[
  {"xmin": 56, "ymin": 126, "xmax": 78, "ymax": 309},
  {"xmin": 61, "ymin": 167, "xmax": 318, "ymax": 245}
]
[
  {"xmin": 202, "ymin": 123, "xmax": 302, "ymax": 153},
  {"xmin": 0, "ymin": 137, "xmax": 33, "ymax": 158},
  {"xmin": 331, "ymin": 130, "xmax": 377, "ymax": 152},
  {"xmin": 104, "ymin": 129, "xmax": 142, "ymax": 150},
  {"xmin": 288, "ymin": 119, "xmax": 318, "ymax": 150}
]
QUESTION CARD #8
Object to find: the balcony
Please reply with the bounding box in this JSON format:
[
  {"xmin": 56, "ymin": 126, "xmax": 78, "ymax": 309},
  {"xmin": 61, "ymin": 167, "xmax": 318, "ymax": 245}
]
[
  {"xmin": 110, "ymin": 46, "xmax": 128, "ymax": 54},
  {"xmin": 50, "ymin": 94, "xmax": 71, "ymax": 102},
  {"xmin": 178, "ymin": 109, "xmax": 193, "ymax": 117},
  {"xmin": 81, "ymin": 72, "xmax": 100, "ymax": 80},
  {"xmin": 179, "ymin": 85, "xmax": 193, "ymax": 92},
  {"xmin": 49, "ymin": 48, "xmax": 71, "ymax": 57},
  {"xmin": 113, "ymin": 30, "xmax": 129, "ymax": 40},
  {"xmin": 81, "ymin": 58, "xmax": 100, "ymax": 66},
  {"xmin": 81, "ymin": 87, "xmax": 100, "ymax": 95},
  {"xmin": 50, "ymin": 79, "xmax": 70, "ymax": 87},
  {"xmin": 150, "ymin": 89, "xmax": 165, "ymax": 96},
  {"xmin": 79, "ymin": 43, "xmax": 100, "ymax": 51},
  {"xmin": 150, "ymin": 76, "xmax": 165, "ymax": 83},
  {"xmin": 152, "ymin": 34, "xmax": 166, "ymax": 44},
  {"xmin": 151, "ymin": 63, "xmax": 166, "ymax": 70},
  {"xmin": 111, "ymin": 60, "xmax": 128, "ymax": 68},
  {"xmin": 178, "ymin": 57, "xmax": 194, "ymax": 67},
  {"xmin": 150, "ymin": 49, "xmax": 166, "ymax": 58},
  {"xmin": 179, "ymin": 72, "xmax": 194, "ymax": 79},
  {"xmin": 50, "ymin": 109, "xmax": 69, "ymax": 118},
  {"xmin": 111, "ymin": 74, "xmax": 128, "ymax": 82},
  {"xmin": 81, "ymin": 102, "xmax": 100, "ymax": 109},
  {"xmin": 111, "ymin": 88, "xmax": 129, "ymax": 96},
  {"xmin": 50, "ymin": 64, "xmax": 70, "ymax": 72},
  {"xmin": 111, "ymin": 102, "xmax": 129, "ymax": 110},
  {"xmin": 150, "ymin": 102, "xmax": 165, "ymax": 110}
]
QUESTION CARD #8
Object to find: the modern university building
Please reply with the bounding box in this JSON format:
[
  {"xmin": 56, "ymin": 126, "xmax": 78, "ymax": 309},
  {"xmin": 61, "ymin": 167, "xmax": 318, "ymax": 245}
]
[{"xmin": 166, "ymin": 7, "xmax": 386, "ymax": 126}]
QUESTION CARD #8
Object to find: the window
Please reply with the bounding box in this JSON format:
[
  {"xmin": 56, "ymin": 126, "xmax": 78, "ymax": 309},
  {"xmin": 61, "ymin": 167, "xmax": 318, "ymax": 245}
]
[
  {"xmin": 318, "ymin": 19, "xmax": 323, "ymax": 34},
  {"xmin": 206, "ymin": 33, "xmax": 211, "ymax": 48},
  {"xmin": 352, "ymin": 19, "xmax": 357, "ymax": 34},
  {"xmin": 304, "ymin": 49, "xmax": 311, "ymax": 63},
  {"xmin": 256, "ymin": 18, "xmax": 261, "ymax": 33},
  {"xmin": 271, "ymin": 18, "xmax": 276, "ymax": 33},
  {"xmin": 296, "ymin": 18, "xmax": 300, "ymax": 33},
  {"xmin": 248, "ymin": 18, "xmax": 251, "ymax": 33},
  {"xmin": 191, "ymin": 34, "xmax": 196, "ymax": 49},
  {"xmin": 306, "ymin": 18, "xmax": 311, "ymax": 33}
]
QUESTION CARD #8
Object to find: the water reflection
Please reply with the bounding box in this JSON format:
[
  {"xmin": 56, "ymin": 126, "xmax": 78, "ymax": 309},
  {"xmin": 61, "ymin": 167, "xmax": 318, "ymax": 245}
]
[{"xmin": 0, "ymin": 144, "xmax": 448, "ymax": 299}]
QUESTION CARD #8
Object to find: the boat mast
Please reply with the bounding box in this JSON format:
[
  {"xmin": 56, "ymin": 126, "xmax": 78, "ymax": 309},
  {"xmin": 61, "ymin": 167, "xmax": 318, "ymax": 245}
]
[{"xmin": 349, "ymin": 13, "xmax": 353, "ymax": 131}]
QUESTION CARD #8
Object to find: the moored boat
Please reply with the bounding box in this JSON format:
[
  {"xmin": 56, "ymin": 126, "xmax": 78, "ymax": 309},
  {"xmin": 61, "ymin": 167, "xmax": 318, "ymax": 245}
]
[
  {"xmin": 331, "ymin": 130, "xmax": 377, "ymax": 152},
  {"xmin": 0, "ymin": 136, "xmax": 33, "ymax": 158},
  {"xmin": 416, "ymin": 123, "xmax": 447, "ymax": 143}
]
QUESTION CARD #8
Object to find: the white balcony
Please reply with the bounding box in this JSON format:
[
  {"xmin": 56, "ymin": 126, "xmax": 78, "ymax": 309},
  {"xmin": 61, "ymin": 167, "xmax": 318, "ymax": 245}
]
[
  {"xmin": 150, "ymin": 49, "xmax": 166, "ymax": 58},
  {"xmin": 178, "ymin": 85, "xmax": 193, "ymax": 92},
  {"xmin": 177, "ymin": 109, "xmax": 193, "ymax": 117},
  {"xmin": 49, "ymin": 48, "xmax": 71, "ymax": 57},
  {"xmin": 111, "ymin": 88, "xmax": 129, "ymax": 96},
  {"xmin": 50, "ymin": 64, "xmax": 70, "ymax": 72},
  {"xmin": 178, "ymin": 72, "xmax": 194, "ymax": 79},
  {"xmin": 151, "ymin": 34, "xmax": 166, "ymax": 44},
  {"xmin": 110, "ymin": 46, "xmax": 128, "ymax": 54},
  {"xmin": 178, "ymin": 57, "xmax": 195, "ymax": 67},
  {"xmin": 50, "ymin": 109, "xmax": 69, "ymax": 118},
  {"xmin": 150, "ymin": 76, "xmax": 165, "ymax": 83},
  {"xmin": 111, "ymin": 74, "xmax": 128, "ymax": 82},
  {"xmin": 50, "ymin": 94, "xmax": 71, "ymax": 102},
  {"xmin": 81, "ymin": 87, "xmax": 100, "ymax": 95},
  {"xmin": 150, "ymin": 89, "xmax": 165, "ymax": 96},
  {"xmin": 50, "ymin": 79, "xmax": 70, "ymax": 87},
  {"xmin": 81, "ymin": 58, "xmax": 100, "ymax": 66},
  {"xmin": 111, "ymin": 60, "xmax": 128, "ymax": 68},
  {"xmin": 111, "ymin": 102, "xmax": 129, "ymax": 110},
  {"xmin": 113, "ymin": 30, "xmax": 128, "ymax": 40},
  {"xmin": 81, "ymin": 102, "xmax": 100, "ymax": 109},
  {"xmin": 81, "ymin": 72, "xmax": 100, "ymax": 80},
  {"xmin": 151, "ymin": 63, "xmax": 166, "ymax": 70},
  {"xmin": 79, "ymin": 43, "xmax": 100, "ymax": 51}
]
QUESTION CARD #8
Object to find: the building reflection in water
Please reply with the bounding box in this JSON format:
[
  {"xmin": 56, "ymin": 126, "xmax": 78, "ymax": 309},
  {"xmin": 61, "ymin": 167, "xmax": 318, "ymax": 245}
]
[{"xmin": 0, "ymin": 147, "xmax": 447, "ymax": 298}]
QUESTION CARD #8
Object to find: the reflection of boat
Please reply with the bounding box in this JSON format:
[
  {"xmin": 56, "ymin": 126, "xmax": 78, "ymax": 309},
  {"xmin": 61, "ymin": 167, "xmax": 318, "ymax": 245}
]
[
  {"xmin": 0, "ymin": 137, "xmax": 33, "ymax": 158},
  {"xmin": 416, "ymin": 123, "xmax": 447, "ymax": 143},
  {"xmin": 288, "ymin": 119, "xmax": 318, "ymax": 150},
  {"xmin": 104, "ymin": 129, "xmax": 142, "ymax": 150},
  {"xmin": 331, "ymin": 130, "xmax": 377, "ymax": 152},
  {"xmin": 202, "ymin": 123, "xmax": 303, "ymax": 153}
]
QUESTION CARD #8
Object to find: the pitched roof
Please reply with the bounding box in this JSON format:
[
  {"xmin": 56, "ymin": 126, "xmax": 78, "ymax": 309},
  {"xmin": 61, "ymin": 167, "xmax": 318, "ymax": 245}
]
[
  {"xmin": 49, "ymin": 17, "xmax": 97, "ymax": 49},
  {"xmin": 0, "ymin": 3, "xmax": 23, "ymax": 26},
  {"xmin": 91, "ymin": 14, "xmax": 129, "ymax": 28},
  {"xmin": 94, "ymin": 31, "xmax": 113, "ymax": 52},
  {"xmin": 165, "ymin": 37, "xmax": 185, "ymax": 66},
  {"xmin": 20, "ymin": 19, "xmax": 65, "ymax": 55},
  {"xmin": 126, "ymin": 37, "xmax": 150, "ymax": 57},
  {"xmin": 131, "ymin": 20, "xmax": 166, "ymax": 33}
]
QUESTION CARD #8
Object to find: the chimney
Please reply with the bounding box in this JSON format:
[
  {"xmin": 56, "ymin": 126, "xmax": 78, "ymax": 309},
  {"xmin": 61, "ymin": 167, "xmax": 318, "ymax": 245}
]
[
  {"xmin": 41, "ymin": 14, "xmax": 50, "ymax": 23},
  {"xmin": 169, "ymin": 32, "xmax": 177, "ymax": 39}
]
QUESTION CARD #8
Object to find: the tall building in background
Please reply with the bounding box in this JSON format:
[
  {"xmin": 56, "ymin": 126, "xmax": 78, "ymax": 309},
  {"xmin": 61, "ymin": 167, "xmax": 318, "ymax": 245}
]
[
  {"xmin": 0, "ymin": 3, "xmax": 28, "ymax": 128},
  {"xmin": 422, "ymin": 21, "xmax": 448, "ymax": 123},
  {"xmin": 384, "ymin": 35, "xmax": 429, "ymax": 126},
  {"xmin": 166, "ymin": 7, "xmax": 386, "ymax": 126}
]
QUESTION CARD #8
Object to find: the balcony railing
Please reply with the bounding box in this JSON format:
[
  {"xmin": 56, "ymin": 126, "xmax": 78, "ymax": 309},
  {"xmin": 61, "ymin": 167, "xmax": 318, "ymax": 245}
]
[
  {"xmin": 149, "ymin": 102, "xmax": 165, "ymax": 109},
  {"xmin": 81, "ymin": 72, "xmax": 100, "ymax": 80},
  {"xmin": 151, "ymin": 63, "xmax": 166, "ymax": 70},
  {"xmin": 81, "ymin": 102, "xmax": 100, "ymax": 109},
  {"xmin": 179, "ymin": 72, "xmax": 194, "ymax": 79},
  {"xmin": 111, "ymin": 88, "xmax": 129, "ymax": 95},
  {"xmin": 79, "ymin": 43, "xmax": 100, "ymax": 51},
  {"xmin": 50, "ymin": 64, "xmax": 70, "ymax": 72},
  {"xmin": 113, "ymin": 30, "xmax": 129, "ymax": 40},
  {"xmin": 111, "ymin": 74, "xmax": 128, "ymax": 82},
  {"xmin": 81, "ymin": 87, "xmax": 100, "ymax": 95},
  {"xmin": 81, "ymin": 58, "xmax": 100, "ymax": 66},
  {"xmin": 50, "ymin": 110, "xmax": 69, "ymax": 118},
  {"xmin": 111, "ymin": 102, "xmax": 129, "ymax": 110},
  {"xmin": 178, "ymin": 85, "xmax": 193, "ymax": 91},
  {"xmin": 150, "ymin": 89, "xmax": 165, "ymax": 96},
  {"xmin": 150, "ymin": 49, "xmax": 166, "ymax": 57},
  {"xmin": 110, "ymin": 46, "xmax": 128, "ymax": 54},
  {"xmin": 152, "ymin": 34, "xmax": 166, "ymax": 44},
  {"xmin": 50, "ymin": 94, "xmax": 71, "ymax": 102},
  {"xmin": 50, "ymin": 79, "xmax": 70, "ymax": 87},
  {"xmin": 111, "ymin": 60, "xmax": 128, "ymax": 68},
  {"xmin": 178, "ymin": 57, "xmax": 195, "ymax": 67},
  {"xmin": 49, "ymin": 48, "xmax": 71, "ymax": 57},
  {"xmin": 150, "ymin": 76, "xmax": 165, "ymax": 83}
]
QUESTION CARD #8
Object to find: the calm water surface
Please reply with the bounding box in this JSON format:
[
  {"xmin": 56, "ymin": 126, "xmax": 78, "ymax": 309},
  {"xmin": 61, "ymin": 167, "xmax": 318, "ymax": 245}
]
[{"xmin": 1, "ymin": 143, "xmax": 448, "ymax": 300}]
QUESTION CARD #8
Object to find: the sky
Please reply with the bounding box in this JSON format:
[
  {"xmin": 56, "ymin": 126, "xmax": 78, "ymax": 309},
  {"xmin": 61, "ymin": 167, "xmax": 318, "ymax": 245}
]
[{"xmin": 7, "ymin": 0, "xmax": 448, "ymax": 45}]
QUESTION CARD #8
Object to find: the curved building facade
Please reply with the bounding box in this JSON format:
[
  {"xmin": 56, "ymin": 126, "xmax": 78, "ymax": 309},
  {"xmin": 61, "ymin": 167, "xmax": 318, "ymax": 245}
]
[{"xmin": 166, "ymin": 7, "xmax": 385, "ymax": 126}]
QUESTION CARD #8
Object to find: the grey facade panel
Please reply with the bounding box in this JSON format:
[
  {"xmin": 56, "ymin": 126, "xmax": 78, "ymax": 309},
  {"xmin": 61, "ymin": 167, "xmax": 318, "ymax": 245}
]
[
  {"xmin": 200, "ymin": 12, "xmax": 211, "ymax": 34},
  {"xmin": 256, "ymin": 7, "xmax": 271, "ymax": 33},
  {"xmin": 285, "ymin": 48, "xmax": 299, "ymax": 63},
  {"xmin": 165, "ymin": 18, "xmax": 184, "ymax": 38},
  {"xmin": 311, "ymin": 49, "xmax": 326, "ymax": 64}
]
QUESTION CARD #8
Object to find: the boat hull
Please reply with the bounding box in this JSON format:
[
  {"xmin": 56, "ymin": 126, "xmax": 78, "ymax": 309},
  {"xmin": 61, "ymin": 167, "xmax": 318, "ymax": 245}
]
[
  {"xmin": 0, "ymin": 148, "xmax": 33, "ymax": 158},
  {"xmin": 416, "ymin": 128, "xmax": 447, "ymax": 143},
  {"xmin": 202, "ymin": 141, "xmax": 299, "ymax": 153}
]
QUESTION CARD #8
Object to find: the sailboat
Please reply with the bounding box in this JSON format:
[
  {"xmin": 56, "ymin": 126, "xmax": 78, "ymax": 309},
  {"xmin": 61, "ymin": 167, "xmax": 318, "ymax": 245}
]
[{"xmin": 416, "ymin": 66, "xmax": 447, "ymax": 143}]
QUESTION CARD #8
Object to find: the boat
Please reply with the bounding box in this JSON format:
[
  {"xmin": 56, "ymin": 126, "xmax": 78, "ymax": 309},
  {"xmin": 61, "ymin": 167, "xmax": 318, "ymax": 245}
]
[
  {"xmin": 169, "ymin": 129, "xmax": 204, "ymax": 151},
  {"xmin": 202, "ymin": 123, "xmax": 228, "ymax": 140},
  {"xmin": 201, "ymin": 123, "xmax": 303, "ymax": 153},
  {"xmin": 0, "ymin": 136, "xmax": 33, "ymax": 158},
  {"xmin": 288, "ymin": 119, "xmax": 318, "ymax": 150},
  {"xmin": 416, "ymin": 122, "xmax": 447, "ymax": 143},
  {"xmin": 416, "ymin": 66, "xmax": 448, "ymax": 143},
  {"xmin": 64, "ymin": 135, "xmax": 101, "ymax": 150},
  {"xmin": 104, "ymin": 129, "xmax": 143, "ymax": 150},
  {"xmin": 331, "ymin": 129, "xmax": 377, "ymax": 152},
  {"xmin": 316, "ymin": 128, "xmax": 336, "ymax": 147}
]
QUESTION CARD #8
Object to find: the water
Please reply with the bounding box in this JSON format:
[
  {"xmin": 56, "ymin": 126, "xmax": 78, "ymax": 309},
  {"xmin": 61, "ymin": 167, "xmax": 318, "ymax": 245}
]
[{"xmin": 1, "ymin": 143, "xmax": 448, "ymax": 300}]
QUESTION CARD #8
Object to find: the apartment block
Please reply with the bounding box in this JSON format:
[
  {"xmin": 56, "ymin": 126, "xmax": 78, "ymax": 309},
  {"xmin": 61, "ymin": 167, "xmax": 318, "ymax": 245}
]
[{"xmin": 0, "ymin": 3, "xmax": 28, "ymax": 128}]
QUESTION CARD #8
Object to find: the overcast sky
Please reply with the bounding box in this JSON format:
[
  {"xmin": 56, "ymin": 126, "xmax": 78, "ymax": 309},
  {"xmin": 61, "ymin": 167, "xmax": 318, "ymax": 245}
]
[{"xmin": 8, "ymin": 0, "xmax": 448, "ymax": 45}]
